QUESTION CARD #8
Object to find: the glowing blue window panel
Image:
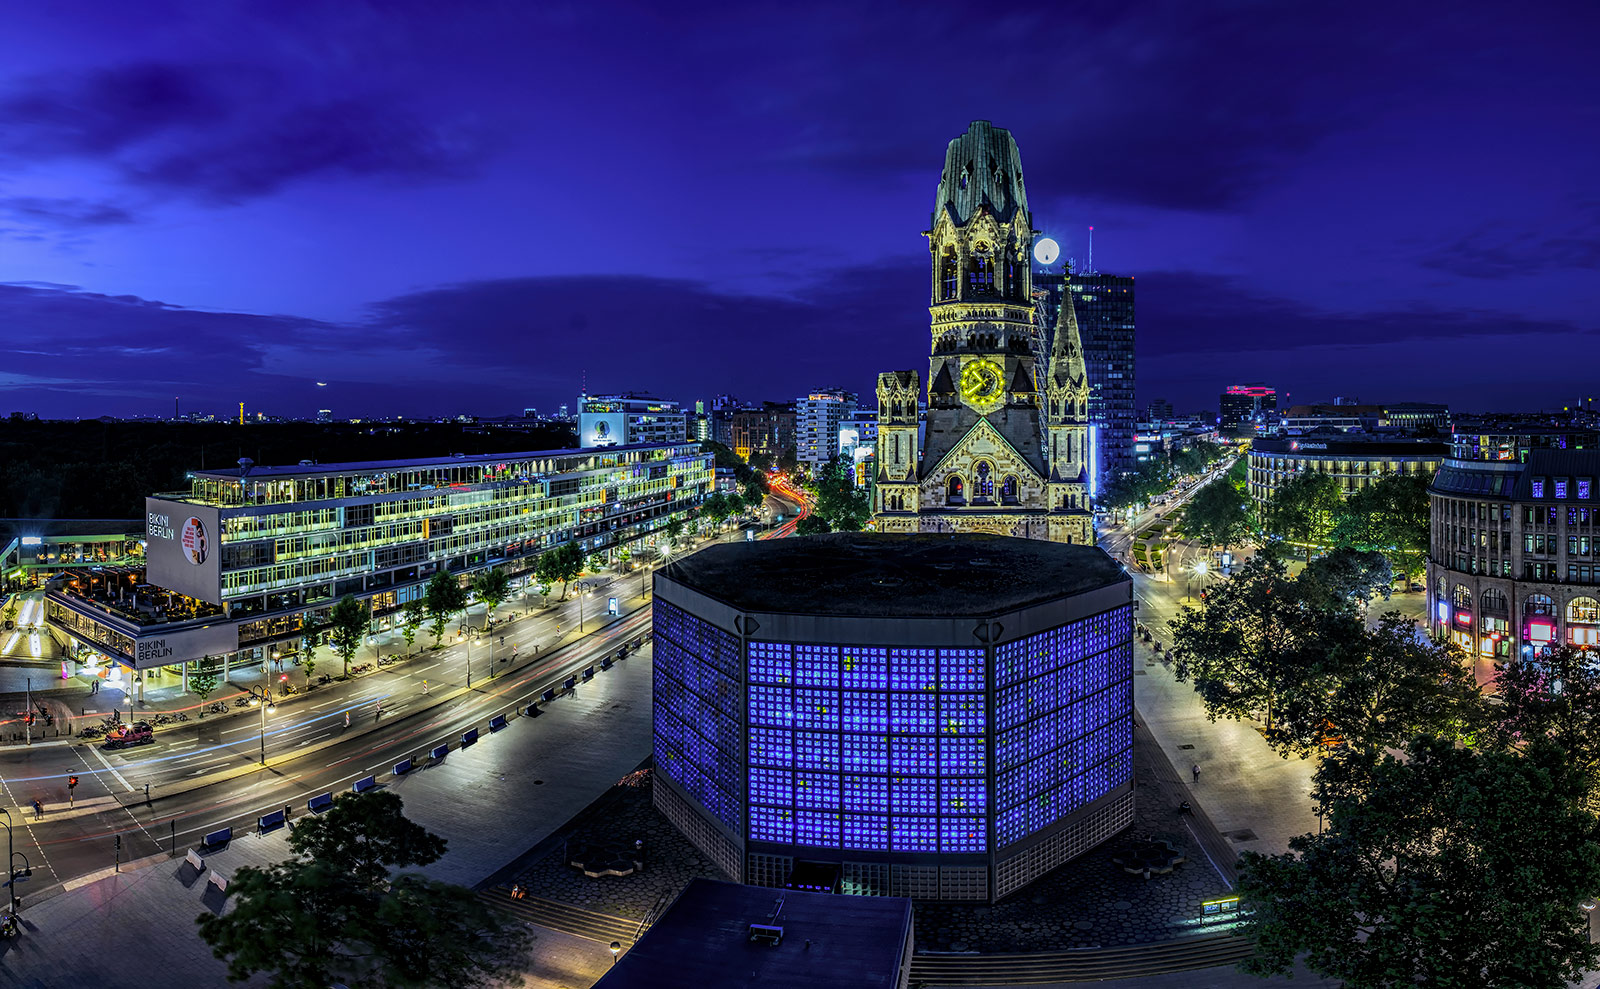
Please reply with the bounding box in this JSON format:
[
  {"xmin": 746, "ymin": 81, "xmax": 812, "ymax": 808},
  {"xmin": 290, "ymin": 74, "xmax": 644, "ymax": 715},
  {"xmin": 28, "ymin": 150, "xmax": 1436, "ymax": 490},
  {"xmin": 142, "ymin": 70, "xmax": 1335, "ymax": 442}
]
[
  {"xmin": 1026, "ymin": 716, "xmax": 1057, "ymax": 762},
  {"xmin": 796, "ymin": 771, "xmax": 840, "ymax": 810},
  {"xmin": 889, "ymin": 692, "xmax": 936, "ymax": 735},
  {"xmin": 749, "ymin": 727, "xmax": 792, "ymax": 767},
  {"xmin": 939, "ymin": 736, "xmax": 984, "ymax": 776},
  {"xmin": 751, "ymin": 805, "xmax": 793, "ymax": 842},
  {"xmin": 890, "ymin": 736, "xmax": 937, "ymax": 775},
  {"xmin": 939, "ymin": 693, "xmax": 985, "ymax": 735},
  {"xmin": 748, "ymin": 641, "xmax": 793, "ymax": 684},
  {"xmin": 996, "ymin": 683, "xmax": 1027, "ymax": 731},
  {"xmin": 842, "ymin": 774, "xmax": 889, "ymax": 813},
  {"xmin": 890, "ymin": 775, "xmax": 938, "ymax": 814},
  {"xmin": 795, "ymin": 688, "xmax": 839, "ymax": 731},
  {"xmin": 998, "ymin": 766, "xmax": 1026, "ymax": 809},
  {"xmin": 995, "ymin": 638, "xmax": 1027, "ymax": 688},
  {"xmin": 998, "ymin": 803, "xmax": 1028, "ymax": 846},
  {"xmin": 749, "ymin": 767, "xmax": 792, "ymax": 806},
  {"xmin": 795, "ymin": 810, "xmax": 840, "ymax": 847},
  {"xmin": 995, "ymin": 727, "xmax": 1026, "ymax": 772},
  {"xmin": 843, "ymin": 733, "xmax": 889, "ymax": 773},
  {"xmin": 941, "ymin": 816, "xmax": 986, "ymax": 853},
  {"xmin": 842, "ymin": 646, "xmax": 889, "ymax": 689},
  {"xmin": 939, "ymin": 647, "xmax": 985, "ymax": 691},
  {"xmin": 940, "ymin": 777, "xmax": 986, "ymax": 816},
  {"xmin": 749, "ymin": 685, "xmax": 793, "ymax": 728},
  {"xmin": 794, "ymin": 644, "xmax": 840, "ymax": 687},
  {"xmin": 842, "ymin": 691, "xmax": 887, "ymax": 733},
  {"xmin": 844, "ymin": 814, "xmax": 891, "ymax": 851},
  {"xmin": 890, "ymin": 816, "xmax": 937, "ymax": 852},
  {"xmin": 889, "ymin": 648, "xmax": 937, "ymax": 692},
  {"xmin": 794, "ymin": 731, "xmax": 840, "ymax": 771}
]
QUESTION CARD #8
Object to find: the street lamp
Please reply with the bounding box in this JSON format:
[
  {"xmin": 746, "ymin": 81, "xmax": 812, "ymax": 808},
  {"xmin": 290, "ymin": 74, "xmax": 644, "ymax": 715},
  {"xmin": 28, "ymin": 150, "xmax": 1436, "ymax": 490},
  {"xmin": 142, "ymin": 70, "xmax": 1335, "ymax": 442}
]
[
  {"xmin": 1185, "ymin": 559, "xmax": 1210, "ymax": 603},
  {"xmin": 609, "ymin": 941, "xmax": 622, "ymax": 965},
  {"xmin": 575, "ymin": 579, "xmax": 598, "ymax": 633},
  {"xmin": 246, "ymin": 685, "xmax": 275, "ymax": 765}
]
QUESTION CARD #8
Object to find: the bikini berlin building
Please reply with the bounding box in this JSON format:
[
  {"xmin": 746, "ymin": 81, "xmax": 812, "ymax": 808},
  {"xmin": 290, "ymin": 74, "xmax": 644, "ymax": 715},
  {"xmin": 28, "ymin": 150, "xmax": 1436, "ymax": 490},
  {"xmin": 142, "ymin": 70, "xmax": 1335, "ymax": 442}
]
[{"xmin": 651, "ymin": 533, "xmax": 1133, "ymax": 902}]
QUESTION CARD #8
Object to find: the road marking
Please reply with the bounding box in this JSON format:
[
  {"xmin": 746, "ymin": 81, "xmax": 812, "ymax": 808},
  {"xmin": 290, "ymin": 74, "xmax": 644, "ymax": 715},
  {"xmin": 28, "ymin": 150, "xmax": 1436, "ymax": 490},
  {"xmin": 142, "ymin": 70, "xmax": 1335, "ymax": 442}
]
[{"xmin": 88, "ymin": 743, "xmax": 135, "ymax": 792}]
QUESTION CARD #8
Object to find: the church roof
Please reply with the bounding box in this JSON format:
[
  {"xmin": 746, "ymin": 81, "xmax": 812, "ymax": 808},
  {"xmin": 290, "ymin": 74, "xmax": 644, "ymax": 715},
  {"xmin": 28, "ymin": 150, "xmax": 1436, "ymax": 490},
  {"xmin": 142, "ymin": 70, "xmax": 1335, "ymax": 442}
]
[{"xmin": 934, "ymin": 121, "xmax": 1029, "ymax": 228}]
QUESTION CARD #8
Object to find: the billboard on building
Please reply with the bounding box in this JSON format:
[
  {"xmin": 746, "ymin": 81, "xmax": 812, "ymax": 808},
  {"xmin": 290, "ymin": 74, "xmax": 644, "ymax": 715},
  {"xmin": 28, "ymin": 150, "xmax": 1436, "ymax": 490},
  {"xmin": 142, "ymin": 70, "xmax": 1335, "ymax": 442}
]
[
  {"xmin": 579, "ymin": 412, "xmax": 627, "ymax": 448},
  {"xmin": 145, "ymin": 498, "xmax": 223, "ymax": 605},
  {"xmin": 131, "ymin": 620, "xmax": 239, "ymax": 670}
]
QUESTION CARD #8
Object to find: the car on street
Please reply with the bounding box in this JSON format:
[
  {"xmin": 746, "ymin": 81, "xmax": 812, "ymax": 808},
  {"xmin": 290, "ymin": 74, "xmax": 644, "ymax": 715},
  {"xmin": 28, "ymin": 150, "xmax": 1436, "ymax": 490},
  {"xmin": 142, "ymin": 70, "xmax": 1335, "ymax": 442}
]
[{"xmin": 102, "ymin": 720, "xmax": 155, "ymax": 749}]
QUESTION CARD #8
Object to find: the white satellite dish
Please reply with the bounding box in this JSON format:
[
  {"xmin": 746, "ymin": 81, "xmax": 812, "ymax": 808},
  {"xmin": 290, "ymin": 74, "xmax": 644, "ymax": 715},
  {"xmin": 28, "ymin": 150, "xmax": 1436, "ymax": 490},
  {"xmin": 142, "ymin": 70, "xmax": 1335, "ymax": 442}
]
[{"xmin": 1034, "ymin": 237, "xmax": 1060, "ymax": 265}]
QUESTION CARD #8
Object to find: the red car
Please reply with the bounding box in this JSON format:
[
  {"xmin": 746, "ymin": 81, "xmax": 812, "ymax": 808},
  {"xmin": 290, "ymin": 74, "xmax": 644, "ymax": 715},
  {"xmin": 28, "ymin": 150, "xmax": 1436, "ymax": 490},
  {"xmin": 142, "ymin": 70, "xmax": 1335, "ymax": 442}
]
[{"xmin": 102, "ymin": 721, "xmax": 155, "ymax": 749}]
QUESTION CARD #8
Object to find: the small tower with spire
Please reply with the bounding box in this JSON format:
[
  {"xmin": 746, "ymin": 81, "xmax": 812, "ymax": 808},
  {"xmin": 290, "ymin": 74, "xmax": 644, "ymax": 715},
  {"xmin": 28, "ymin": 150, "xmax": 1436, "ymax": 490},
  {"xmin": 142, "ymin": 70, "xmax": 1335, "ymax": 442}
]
[{"xmin": 1045, "ymin": 269, "xmax": 1093, "ymax": 544}]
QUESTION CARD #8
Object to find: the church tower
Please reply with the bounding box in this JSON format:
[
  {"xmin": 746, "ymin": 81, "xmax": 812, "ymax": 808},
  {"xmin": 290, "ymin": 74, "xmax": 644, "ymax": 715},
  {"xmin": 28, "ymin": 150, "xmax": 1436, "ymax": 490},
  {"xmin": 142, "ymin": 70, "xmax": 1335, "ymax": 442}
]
[{"xmin": 873, "ymin": 120, "xmax": 1095, "ymax": 544}]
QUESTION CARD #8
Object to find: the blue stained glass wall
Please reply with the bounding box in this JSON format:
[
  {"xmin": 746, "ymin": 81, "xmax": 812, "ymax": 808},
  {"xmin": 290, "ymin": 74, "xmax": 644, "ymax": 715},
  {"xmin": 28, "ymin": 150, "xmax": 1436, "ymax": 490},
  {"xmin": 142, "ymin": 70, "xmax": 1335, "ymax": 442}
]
[
  {"xmin": 653, "ymin": 599, "xmax": 743, "ymax": 832},
  {"xmin": 994, "ymin": 604, "xmax": 1134, "ymax": 847},
  {"xmin": 747, "ymin": 643, "xmax": 989, "ymax": 854}
]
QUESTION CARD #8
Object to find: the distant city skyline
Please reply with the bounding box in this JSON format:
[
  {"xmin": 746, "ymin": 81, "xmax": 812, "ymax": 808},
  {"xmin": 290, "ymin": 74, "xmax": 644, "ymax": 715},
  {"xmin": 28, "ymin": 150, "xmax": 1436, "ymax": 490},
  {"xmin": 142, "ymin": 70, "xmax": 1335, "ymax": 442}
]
[{"xmin": 1, "ymin": 4, "xmax": 1595, "ymax": 419}]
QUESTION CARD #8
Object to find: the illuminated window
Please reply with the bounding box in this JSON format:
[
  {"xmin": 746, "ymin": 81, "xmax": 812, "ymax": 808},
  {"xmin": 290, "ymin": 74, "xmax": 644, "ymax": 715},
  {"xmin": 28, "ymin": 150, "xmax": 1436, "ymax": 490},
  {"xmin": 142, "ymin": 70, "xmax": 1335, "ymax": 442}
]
[
  {"xmin": 941, "ymin": 254, "xmax": 958, "ymax": 300},
  {"xmin": 1532, "ymin": 478, "xmax": 1545, "ymax": 498},
  {"xmin": 946, "ymin": 475, "xmax": 965, "ymax": 505},
  {"xmin": 1556, "ymin": 480, "xmax": 1569, "ymax": 499},
  {"xmin": 1001, "ymin": 475, "xmax": 1019, "ymax": 504},
  {"xmin": 974, "ymin": 462, "xmax": 994, "ymax": 501},
  {"xmin": 1569, "ymin": 597, "xmax": 1600, "ymax": 624},
  {"xmin": 969, "ymin": 252, "xmax": 995, "ymax": 294},
  {"xmin": 1581, "ymin": 479, "xmax": 1593, "ymax": 500}
]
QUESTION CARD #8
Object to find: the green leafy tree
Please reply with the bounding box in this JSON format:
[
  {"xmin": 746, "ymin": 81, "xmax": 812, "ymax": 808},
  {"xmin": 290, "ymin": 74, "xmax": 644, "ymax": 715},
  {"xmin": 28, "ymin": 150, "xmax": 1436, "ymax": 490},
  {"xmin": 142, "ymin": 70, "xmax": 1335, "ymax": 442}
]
[
  {"xmin": 401, "ymin": 598, "xmax": 425, "ymax": 655},
  {"xmin": 190, "ymin": 655, "xmax": 221, "ymax": 712},
  {"xmin": 328, "ymin": 594, "xmax": 368, "ymax": 677},
  {"xmin": 702, "ymin": 492, "xmax": 731, "ymax": 525},
  {"xmin": 536, "ymin": 542, "xmax": 584, "ymax": 600},
  {"xmin": 423, "ymin": 571, "xmax": 467, "ymax": 646},
  {"xmin": 197, "ymin": 791, "xmax": 525, "ymax": 989},
  {"xmin": 1302, "ymin": 546, "xmax": 1394, "ymax": 608},
  {"xmin": 1332, "ymin": 475, "xmax": 1431, "ymax": 585},
  {"xmin": 1263, "ymin": 471, "xmax": 1343, "ymax": 561},
  {"xmin": 1239, "ymin": 737, "xmax": 1600, "ymax": 988},
  {"xmin": 1484, "ymin": 645, "xmax": 1600, "ymax": 795},
  {"xmin": 663, "ymin": 516, "xmax": 684, "ymax": 549},
  {"xmin": 1176, "ymin": 477, "xmax": 1253, "ymax": 551},
  {"xmin": 471, "ymin": 567, "xmax": 510, "ymax": 628},
  {"xmin": 795, "ymin": 515, "xmax": 831, "ymax": 535},
  {"xmin": 811, "ymin": 455, "xmax": 871, "ymax": 532},
  {"xmin": 300, "ymin": 632, "xmax": 318, "ymax": 686},
  {"xmin": 1170, "ymin": 555, "xmax": 1326, "ymax": 735}
]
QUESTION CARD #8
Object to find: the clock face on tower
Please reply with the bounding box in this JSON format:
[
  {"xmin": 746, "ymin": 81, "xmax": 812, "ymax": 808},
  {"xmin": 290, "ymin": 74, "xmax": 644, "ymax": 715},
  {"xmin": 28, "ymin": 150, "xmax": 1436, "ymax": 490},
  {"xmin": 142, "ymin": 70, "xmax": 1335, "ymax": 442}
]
[{"xmin": 959, "ymin": 358, "xmax": 1006, "ymax": 415}]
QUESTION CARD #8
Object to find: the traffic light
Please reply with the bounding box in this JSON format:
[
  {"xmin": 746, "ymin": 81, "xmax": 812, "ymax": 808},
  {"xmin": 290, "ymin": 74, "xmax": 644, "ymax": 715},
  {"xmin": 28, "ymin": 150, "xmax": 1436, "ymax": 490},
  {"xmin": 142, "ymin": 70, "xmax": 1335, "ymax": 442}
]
[
  {"xmin": 23, "ymin": 712, "xmax": 32, "ymax": 726},
  {"xmin": 68, "ymin": 776, "xmax": 78, "ymax": 790}
]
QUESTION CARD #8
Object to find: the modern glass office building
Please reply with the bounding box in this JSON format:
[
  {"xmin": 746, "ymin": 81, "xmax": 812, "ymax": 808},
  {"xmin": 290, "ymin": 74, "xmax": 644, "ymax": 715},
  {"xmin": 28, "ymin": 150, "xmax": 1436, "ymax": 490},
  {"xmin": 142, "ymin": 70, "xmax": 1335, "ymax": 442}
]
[
  {"xmin": 652, "ymin": 533, "xmax": 1134, "ymax": 902},
  {"xmin": 46, "ymin": 442, "xmax": 712, "ymax": 676}
]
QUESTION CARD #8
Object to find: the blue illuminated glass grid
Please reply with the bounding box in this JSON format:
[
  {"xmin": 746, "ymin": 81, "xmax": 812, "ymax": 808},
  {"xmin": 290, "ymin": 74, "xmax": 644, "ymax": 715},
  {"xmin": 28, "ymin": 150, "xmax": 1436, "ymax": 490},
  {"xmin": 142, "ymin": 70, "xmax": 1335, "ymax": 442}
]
[
  {"xmin": 744, "ymin": 639, "xmax": 997, "ymax": 854},
  {"xmin": 842, "ymin": 647, "xmax": 889, "ymax": 689},
  {"xmin": 652, "ymin": 601, "xmax": 742, "ymax": 832},
  {"xmin": 751, "ymin": 805, "xmax": 793, "ymax": 842},
  {"xmin": 889, "ymin": 648, "xmax": 937, "ymax": 691},
  {"xmin": 794, "ymin": 645, "xmax": 840, "ymax": 687},
  {"xmin": 992, "ymin": 604, "xmax": 1134, "ymax": 848},
  {"xmin": 844, "ymin": 814, "xmax": 891, "ymax": 851}
]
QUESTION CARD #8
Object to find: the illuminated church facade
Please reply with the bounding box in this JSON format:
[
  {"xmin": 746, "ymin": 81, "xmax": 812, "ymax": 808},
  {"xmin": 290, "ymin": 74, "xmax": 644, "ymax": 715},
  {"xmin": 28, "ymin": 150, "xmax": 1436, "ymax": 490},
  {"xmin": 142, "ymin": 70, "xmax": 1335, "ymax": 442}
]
[{"xmin": 874, "ymin": 120, "xmax": 1093, "ymax": 545}]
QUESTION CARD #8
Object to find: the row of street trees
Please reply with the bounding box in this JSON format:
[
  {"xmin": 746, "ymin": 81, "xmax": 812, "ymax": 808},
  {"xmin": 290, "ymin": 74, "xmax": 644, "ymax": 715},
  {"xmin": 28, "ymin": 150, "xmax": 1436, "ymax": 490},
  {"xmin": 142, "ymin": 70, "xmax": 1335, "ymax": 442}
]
[
  {"xmin": 1171, "ymin": 556, "xmax": 1600, "ymax": 985},
  {"xmin": 1260, "ymin": 471, "xmax": 1430, "ymax": 583},
  {"xmin": 1097, "ymin": 442, "xmax": 1233, "ymax": 519}
]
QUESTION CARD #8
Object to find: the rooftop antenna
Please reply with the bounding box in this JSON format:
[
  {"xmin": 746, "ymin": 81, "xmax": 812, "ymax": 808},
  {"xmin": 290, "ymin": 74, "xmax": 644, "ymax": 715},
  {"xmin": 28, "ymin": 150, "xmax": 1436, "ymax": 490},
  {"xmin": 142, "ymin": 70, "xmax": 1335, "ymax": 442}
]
[{"xmin": 1087, "ymin": 226, "xmax": 1094, "ymax": 275}]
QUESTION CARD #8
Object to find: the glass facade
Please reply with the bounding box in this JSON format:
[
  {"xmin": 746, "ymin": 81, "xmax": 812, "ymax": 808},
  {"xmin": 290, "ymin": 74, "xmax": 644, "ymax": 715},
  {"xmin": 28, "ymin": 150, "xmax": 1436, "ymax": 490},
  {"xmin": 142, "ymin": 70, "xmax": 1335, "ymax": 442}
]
[{"xmin": 653, "ymin": 599, "xmax": 1135, "ymax": 862}]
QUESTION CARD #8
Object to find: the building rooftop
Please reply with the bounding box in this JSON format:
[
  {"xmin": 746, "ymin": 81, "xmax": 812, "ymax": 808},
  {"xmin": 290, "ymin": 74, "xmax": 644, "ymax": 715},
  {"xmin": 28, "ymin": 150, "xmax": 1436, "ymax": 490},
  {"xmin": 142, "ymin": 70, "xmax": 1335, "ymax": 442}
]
[
  {"xmin": 185, "ymin": 440, "xmax": 700, "ymax": 481},
  {"xmin": 594, "ymin": 878, "xmax": 911, "ymax": 989},
  {"xmin": 0, "ymin": 518, "xmax": 142, "ymax": 539},
  {"xmin": 1252, "ymin": 436, "xmax": 1448, "ymax": 455},
  {"xmin": 660, "ymin": 533, "xmax": 1126, "ymax": 618}
]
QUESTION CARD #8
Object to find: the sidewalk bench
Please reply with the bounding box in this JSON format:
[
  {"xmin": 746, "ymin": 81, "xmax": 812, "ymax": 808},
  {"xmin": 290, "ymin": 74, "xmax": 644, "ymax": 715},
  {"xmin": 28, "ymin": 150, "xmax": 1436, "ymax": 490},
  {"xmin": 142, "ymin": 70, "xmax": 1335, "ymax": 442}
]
[
  {"xmin": 352, "ymin": 776, "xmax": 376, "ymax": 794},
  {"xmin": 184, "ymin": 849, "xmax": 204, "ymax": 872},
  {"xmin": 601, "ymin": 657, "xmax": 614, "ymax": 671},
  {"xmin": 541, "ymin": 688, "xmax": 556, "ymax": 703},
  {"xmin": 488, "ymin": 715, "xmax": 507, "ymax": 733},
  {"xmin": 582, "ymin": 666, "xmax": 594, "ymax": 680},
  {"xmin": 258, "ymin": 809, "xmax": 285, "ymax": 834},
  {"xmin": 563, "ymin": 676, "xmax": 576, "ymax": 692},
  {"xmin": 208, "ymin": 870, "xmax": 228, "ymax": 892},
  {"xmin": 430, "ymin": 743, "xmax": 449, "ymax": 760},
  {"xmin": 525, "ymin": 702, "xmax": 542, "ymax": 718},
  {"xmin": 307, "ymin": 793, "xmax": 334, "ymax": 814},
  {"xmin": 201, "ymin": 827, "xmax": 231, "ymax": 850},
  {"xmin": 461, "ymin": 727, "xmax": 479, "ymax": 748},
  {"xmin": 393, "ymin": 758, "xmax": 412, "ymax": 776}
]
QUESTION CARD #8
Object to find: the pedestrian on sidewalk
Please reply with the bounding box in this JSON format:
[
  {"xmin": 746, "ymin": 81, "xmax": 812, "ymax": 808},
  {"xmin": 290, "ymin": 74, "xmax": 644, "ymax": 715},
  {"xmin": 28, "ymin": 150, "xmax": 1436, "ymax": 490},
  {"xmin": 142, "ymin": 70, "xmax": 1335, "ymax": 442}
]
[
  {"xmin": 1191, "ymin": 763, "xmax": 1201, "ymax": 784},
  {"xmin": 32, "ymin": 798, "xmax": 42, "ymax": 820}
]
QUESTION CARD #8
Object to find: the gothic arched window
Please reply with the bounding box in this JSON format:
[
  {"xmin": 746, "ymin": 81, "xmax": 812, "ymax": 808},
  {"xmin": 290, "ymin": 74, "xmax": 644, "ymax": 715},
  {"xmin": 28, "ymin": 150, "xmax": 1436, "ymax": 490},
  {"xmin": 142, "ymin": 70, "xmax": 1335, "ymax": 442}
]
[
  {"xmin": 969, "ymin": 250, "xmax": 994, "ymax": 295},
  {"xmin": 941, "ymin": 253, "xmax": 958, "ymax": 300},
  {"xmin": 947, "ymin": 475, "xmax": 965, "ymax": 505},
  {"xmin": 1001, "ymin": 474, "xmax": 1018, "ymax": 504},
  {"xmin": 973, "ymin": 461, "xmax": 994, "ymax": 501}
]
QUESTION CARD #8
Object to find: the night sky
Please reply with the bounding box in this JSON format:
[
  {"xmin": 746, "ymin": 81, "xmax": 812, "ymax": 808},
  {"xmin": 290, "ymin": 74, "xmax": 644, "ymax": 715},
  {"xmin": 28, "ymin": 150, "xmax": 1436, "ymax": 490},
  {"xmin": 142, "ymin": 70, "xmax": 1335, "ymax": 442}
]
[{"xmin": 2, "ymin": 2, "xmax": 1596, "ymax": 420}]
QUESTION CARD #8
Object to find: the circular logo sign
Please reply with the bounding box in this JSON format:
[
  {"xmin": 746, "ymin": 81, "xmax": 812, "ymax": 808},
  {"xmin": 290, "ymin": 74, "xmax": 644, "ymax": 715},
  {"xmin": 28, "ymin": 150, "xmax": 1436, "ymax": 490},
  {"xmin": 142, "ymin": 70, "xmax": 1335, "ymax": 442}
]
[
  {"xmin": 180, "ymin": 517, "xmax": 209, "ymax": 566},
  {"xmin": 595, "ymin": 420, "xmax": 610, "ymax": 437}
]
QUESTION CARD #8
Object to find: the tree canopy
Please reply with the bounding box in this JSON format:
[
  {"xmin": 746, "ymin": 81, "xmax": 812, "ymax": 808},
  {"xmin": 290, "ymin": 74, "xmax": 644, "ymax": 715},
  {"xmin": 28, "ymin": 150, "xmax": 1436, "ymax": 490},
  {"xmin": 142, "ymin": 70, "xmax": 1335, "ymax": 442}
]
[
  {"xmin": 1176, "ymin": 475, "xmax": 1253, "ymax": 550},
  {"xmin": 327, "ymin": 594, "xmax": 368, "ymax": 676},
  {"xmin": 423, "ymin": 571, "xmax": 468, "ymax": 644},
  {"xmin": 1302, "ymin": 546, "xmax": 1394, "ymax": 608},
  {"xmin": 806, "ymin": 455, "xmax": 870, "ymax": 532},
  {"xmin": 1262, "ymin": 471, "xmax": 1342, "ymax": 561},
  {"xmin": 535, "ymin": 542, "xmax": 584, "ymax": 600},
  {"xmin": 1240, "ymin": 737, "xmax": 1600, "ymax": 989},
  {"xmin": 470, "ymin": 567, "xmax": 510, "ymax": 622}
]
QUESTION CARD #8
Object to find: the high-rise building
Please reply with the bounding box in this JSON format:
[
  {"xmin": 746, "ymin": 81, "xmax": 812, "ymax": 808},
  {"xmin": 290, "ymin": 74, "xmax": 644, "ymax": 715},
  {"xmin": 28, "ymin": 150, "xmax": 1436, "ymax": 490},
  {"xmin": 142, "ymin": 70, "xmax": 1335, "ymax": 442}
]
[
  {"xmin": 579, "ymin": 394, "xmax": 688, "ymax": 447},
  {"xmin": 1144, "ymin": 398, "xmax": 1173, "ymax": 422},
  {"xmin": 873, "ymin": 120, "xmax": 1091, "ymax": 544},
  {"xmin": 1219, "ymin": 384, "xmax": 1278, "ymax": 432},
  {"xmin": 797, "ymin": 390, "xmax": 859, "ymax": 472},
  {"xmin": 1034, "ymin": 271, "xmax": 1136, "ymax": 482},
  {"xmin": 729, "ymin": 402, "xmax": 796, "ymax": 461},
  {"xmin": 693, "ymin": 400, "xmax": 710, "ymax": 441}
]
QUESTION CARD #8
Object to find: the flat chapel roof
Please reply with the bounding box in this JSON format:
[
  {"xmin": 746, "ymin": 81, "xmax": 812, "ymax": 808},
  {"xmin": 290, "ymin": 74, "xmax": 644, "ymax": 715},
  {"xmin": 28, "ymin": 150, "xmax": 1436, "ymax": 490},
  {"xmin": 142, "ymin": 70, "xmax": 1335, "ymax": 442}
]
[
  {"xmin": 593, "ymin": 878, "xmax": 912, "ymax": 989},
  {"xmin": 659, "ymin": 532, "xmax": 1126, "ymax": 618}
]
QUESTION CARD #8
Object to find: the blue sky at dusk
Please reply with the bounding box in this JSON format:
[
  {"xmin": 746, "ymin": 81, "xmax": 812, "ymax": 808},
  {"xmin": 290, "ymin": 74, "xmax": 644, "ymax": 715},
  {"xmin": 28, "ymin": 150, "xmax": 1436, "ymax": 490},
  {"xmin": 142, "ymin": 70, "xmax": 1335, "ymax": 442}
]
[{"xmin": 1, "ymin": 1, "xmax": 1596, "ymax": 419}]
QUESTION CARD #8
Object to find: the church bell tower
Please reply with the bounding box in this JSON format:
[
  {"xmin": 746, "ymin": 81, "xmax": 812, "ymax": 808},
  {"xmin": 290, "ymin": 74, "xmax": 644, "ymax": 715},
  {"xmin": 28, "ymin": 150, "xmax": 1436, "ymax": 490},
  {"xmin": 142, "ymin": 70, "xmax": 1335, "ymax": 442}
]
[{"xmin": 872, "ymin": 120, "xmax": 1094, "ymax": 544}]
